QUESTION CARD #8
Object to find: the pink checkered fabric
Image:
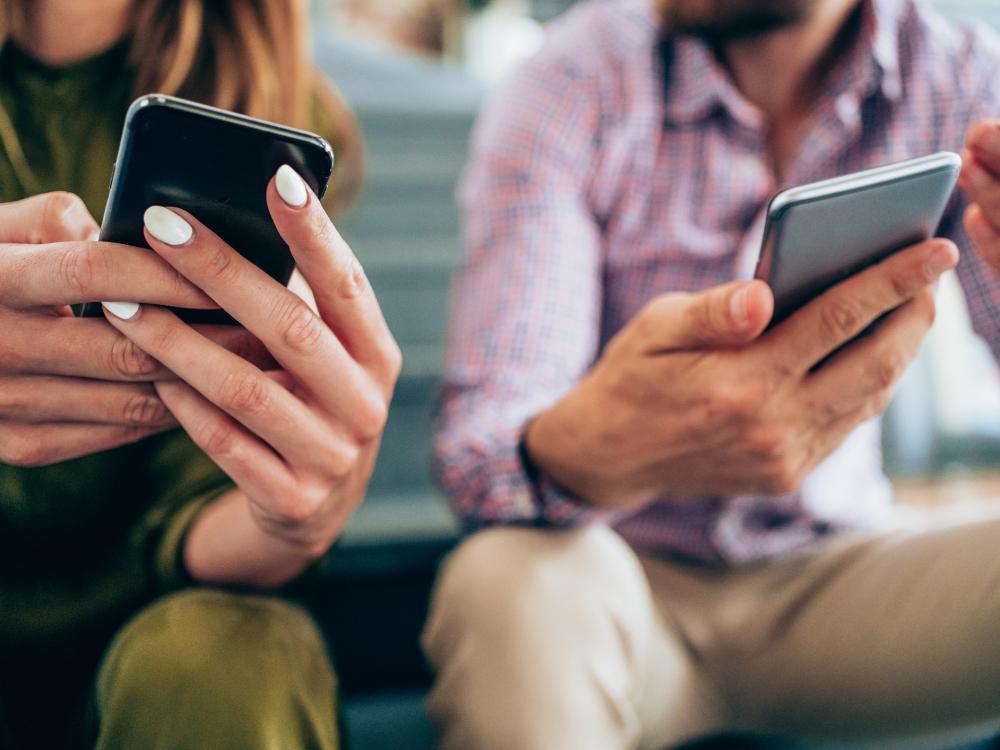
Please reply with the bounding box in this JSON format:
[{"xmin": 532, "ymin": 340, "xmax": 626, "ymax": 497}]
[{"xmin": 434, "ymin": 0, "xmax": 1000, "ymax": 564}]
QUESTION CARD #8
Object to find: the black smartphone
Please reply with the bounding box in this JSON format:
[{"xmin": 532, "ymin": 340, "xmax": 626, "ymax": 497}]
[{"xmin": 80, "ymin": 94, "xmax": 334, "ymax": 324}]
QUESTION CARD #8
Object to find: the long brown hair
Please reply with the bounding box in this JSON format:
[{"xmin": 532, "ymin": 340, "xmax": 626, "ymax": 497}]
[{"xmin": 1, "ymin": 0, "xmax": 363, "ymax": 214}]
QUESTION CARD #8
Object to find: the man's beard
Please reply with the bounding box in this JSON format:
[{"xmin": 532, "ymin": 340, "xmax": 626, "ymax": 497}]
[{"xmin": 660, "ymin": 0, "xmax": 820, "ymax": 42}]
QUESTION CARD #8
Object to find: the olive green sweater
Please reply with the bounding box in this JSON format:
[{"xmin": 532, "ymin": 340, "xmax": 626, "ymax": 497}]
[{"xmin": 0, "ymin": 42, "xmax": 234, "ymax": 653}]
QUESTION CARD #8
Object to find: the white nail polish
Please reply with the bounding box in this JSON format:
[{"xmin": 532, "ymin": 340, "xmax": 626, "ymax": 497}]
[
  {"xmin": 275, "ymin": 164, "xmax": 308, "ymax": 208},
  {"xmin": 102, "ymin": 301, "xmax": 140, "ymax": 320},
  {"xmin": 144, "ymin": 206, "xmax": 193, "ymax": 246}
]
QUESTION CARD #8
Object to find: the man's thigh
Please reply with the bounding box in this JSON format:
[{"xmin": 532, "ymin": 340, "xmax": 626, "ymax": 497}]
[
  {"xmin": 423, "ymin": 525, "xmax": 728, "ymax": 750},
  {"xmin": 683, "ymin": 508, "xmax": 1000, "ymax": 742}
]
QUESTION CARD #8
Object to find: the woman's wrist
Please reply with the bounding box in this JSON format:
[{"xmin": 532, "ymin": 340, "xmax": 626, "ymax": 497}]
[{"xmin": 183, "ymin": 489, "xmax": 324, "ymax": 589}]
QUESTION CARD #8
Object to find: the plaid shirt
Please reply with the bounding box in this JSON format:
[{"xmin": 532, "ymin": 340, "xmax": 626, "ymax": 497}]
[{"xmin": 435, "ymin": 0, "xmax": 1000, "ymax": 564}]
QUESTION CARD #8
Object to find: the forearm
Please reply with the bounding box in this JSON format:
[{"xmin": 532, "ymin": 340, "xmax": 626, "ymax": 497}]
[{"xmin": 182, "ymin": 488, "xmax": 321, "ymax": 589}]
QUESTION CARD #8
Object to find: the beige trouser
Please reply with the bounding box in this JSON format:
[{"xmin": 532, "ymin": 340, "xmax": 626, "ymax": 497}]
[{"xmin": 422, "ymin": 509, "xmax": 1000, "ymax": 750}]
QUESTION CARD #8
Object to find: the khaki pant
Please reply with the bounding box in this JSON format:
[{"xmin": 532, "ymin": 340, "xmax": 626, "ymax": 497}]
[
  {"xmin": 422, "ymin": 510, "xmax": 1000, "ymax": 750},
  {"xmin": 2, "ymin": 589, "xmax": 340, "ymax": 750}
]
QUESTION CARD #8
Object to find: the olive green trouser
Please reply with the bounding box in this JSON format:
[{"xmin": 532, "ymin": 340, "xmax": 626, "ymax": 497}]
[{"xmin": 3, "ymin": 589, "xmax": 340, "ymax": 750}]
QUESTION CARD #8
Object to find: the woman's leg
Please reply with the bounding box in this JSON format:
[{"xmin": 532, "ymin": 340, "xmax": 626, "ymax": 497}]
[{"xmin": 93, "ymin": 588, "xmax": 339, "ymax": 750}]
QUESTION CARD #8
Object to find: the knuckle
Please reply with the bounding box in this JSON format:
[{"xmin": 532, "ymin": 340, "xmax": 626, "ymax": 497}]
[
  {"xmin": 337, "ymin": 256, "xmax": 368, "ymax": 300},
  {"xmin": 273, "ymin": 497, "xmax": 321, "ymax": 526},
  {"xmin": 1, "ymin": 435, "xmax": 49, "ymax": 468},
  {"xmin": 58, "ymin": 241, "xmax": 107, "ymax": 297},
  {"xmin": 319, "ymin": 441, "xmax": 360, "ymax": 479},
  {"xmin": 380, "ymin": 337, "xmax": 403, "ymax": 383},
  {"xmin": 889, "ymin": 269, "xmax": 916, "ymax": 299},
  {"xmin": 40, "ymin": 192, "xmax": 87, "ymax": 242},
  {"xmin": 354, "ymin": 392, "xmax": 389, "ymax": 441},
  {"xmin": 274, "ymin": 298, "xmax": 325, "ymax": 354},
  {"xmin": 819, "ymin": 297, "xmax": 861, "ymax": 342},
  {"xmin": 309, "ymin": 210, "xmax": 339, "ymax": 253},
  {"xmin": 0, "ymin": 330, "xmax": 17, "ymax": 370},
  {"xmin": 762, "ymin": 455, "xmax": 802, "ymax": 495},
  {"xmin": 218, "ymin": 371, "xmax": 270, "ymax": 416},
  {"xmin": 869, "ymin": 387, "xmax": 894, "ymax": 417},
  {"xmin": 873, "ymin": 350, "xmax": 906, "ymax": 391},
  {"xmin": 123, "ymin": 393, "xmax": 170, "ymax": 426},
  {"xmin": 204, "ymin": 244, "xmax": 237, "ymax": 283},
  {"xmin": 109, "ymin": 336, "xmax": 158, "ymax": 379},
  {"xmin": 0, "ymin": 387, "xmax": 26, "ymax": 419},
  {"xmin": 197, "ymin": 421, "xmax": 238, "ymax": 458},
  {"xmin": 743, "ymin": 424, "xmax": 790, "ymax": 460},
  {"xmin": 708, "ymin": 382, "xmax": 765, "ymax": 422}
]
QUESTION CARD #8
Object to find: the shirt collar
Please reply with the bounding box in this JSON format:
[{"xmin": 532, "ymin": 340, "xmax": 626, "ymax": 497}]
[{"xmin": 659, "ymin": 0, "xmax": 904, "ymax": 127}]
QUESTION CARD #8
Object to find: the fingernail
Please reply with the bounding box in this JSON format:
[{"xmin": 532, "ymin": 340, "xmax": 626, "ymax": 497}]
[
  {"xmin": 102, "ymin": 301, "xmax": 140, "ymax": 320},
  {"xmin": 927, "ymin": 243, "xmax": 959, "ymax": 276},
  {"xmin": 729, "ymin": 284, "xmax": 751, "ymax": 326},
  {"xmin": 144, "ymin": 206, "xmax": 193, "ymax": 246},
  {"xmin": 276, "ymin": 165, "xmax": 308, "ymax": 208}
]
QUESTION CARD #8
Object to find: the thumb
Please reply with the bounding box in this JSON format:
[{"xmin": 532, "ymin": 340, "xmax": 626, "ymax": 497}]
[
  {"xmin": 0, "ymin": 192, "xmax": 99, "ymax": 245},
  {"xmin": 636, "ymin": 280, "xmax": 774, "ymax": 353}
]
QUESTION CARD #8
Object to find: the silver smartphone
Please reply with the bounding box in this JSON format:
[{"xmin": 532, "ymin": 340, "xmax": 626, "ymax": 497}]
[{"xmin": 754, "ymin": 152, "xmax": 962, "ymax": 326}]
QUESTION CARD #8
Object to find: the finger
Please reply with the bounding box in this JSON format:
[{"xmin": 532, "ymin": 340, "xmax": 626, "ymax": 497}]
[
  {"xmin": 104, "ymin": 304, "xmax": 358, "ymax": 476},
  {"xmin": 765, "ymin": 239, "xmax": 956, "ymax": 374},
  {"xmin": 800, "ymin": 288, "xmax": 935, "ymax": 424},
  {"xmin": 961, "ymin": 157, "xmax": 1000, "ymax": 226},
  {"xmin": 3, "ymin": 315, "xmax": 273, "ymax": 382},
  {"xmin": 267, "ymin": 166, "xmax": 400, "ymax": 377},
  {"xmin": 5, "ymin": 314, "xmax": 168, "ymax": 381},
  {"xmin": 965, "ymin": 203, "xmax": 1000, "ymax": 269},
  {"xmin": 193, "ymin": 325, "xmax": 278, "ymax": 372},
  {"xmin": 0, "ymin": 192, "xmax": 98, "ymax": 244},
  {"xmin": 154, "ymin": 379, "xmax": 293, "ymax": 501},
  {"xmin": 0, "ymin": 240, "xmax": 216, "ymax": 309},
  {"xmin": 629, "ymin": 280, "xmax": 773, "ymax": 354},
  {"xmin": 966, "ymin": 120, "xmax": 1000, "ymax": 176},
  {"xmin": 0, "ymin": 422, "xmax": 159, "ymax": 467},
  {"xmin": 0, "ymin": 376, "xmax": 176, "ymax": 428},
  {"xmin": 140, "ymin": 206, "xmax": 383, "ymax": 435}
]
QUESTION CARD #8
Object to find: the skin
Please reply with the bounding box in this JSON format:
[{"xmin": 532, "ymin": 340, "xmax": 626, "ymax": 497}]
[
  {"xmin": 107, "ymin": 184, "xmax": 401, "ymax": 587},
  {"xmin": 12, "ymin": 0, "xmax": 133, "ymax": 65},
  {"xmin": 4, "ymin": 0, "xmax": 401, "ymax": 587},
  {"xmin": 0, "ymin": 193, "xmax": 274, "ymax": 466},
  {"xmin": 524, "ymin": 0, "xmax": 998, "ymax": 511}
]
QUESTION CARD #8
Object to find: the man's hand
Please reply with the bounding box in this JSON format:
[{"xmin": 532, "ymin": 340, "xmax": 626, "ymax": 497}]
[
  {"xmin": 959, "ymin": 120, "xmax": 1000, "ymax": 269},
  {"xmin": 525, "ymin": 238, "xmax": 958, "ymax": 509},
  {"xmin": 0, "ymin": 192, "xmax": 273, "ymax": 467}
]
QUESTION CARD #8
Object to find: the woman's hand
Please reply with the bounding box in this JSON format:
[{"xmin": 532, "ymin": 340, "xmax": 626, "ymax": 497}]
[
  {"xmin": 0, "ymin": 192, "xmax": 267, "ymax": 466},
  {"xmin": 101, "ymin": 166, "xmax": 401, "ymax": 583},
  {"xmin": 959, "ymin": 120, "xmax": 1000, "ymax": 269}
]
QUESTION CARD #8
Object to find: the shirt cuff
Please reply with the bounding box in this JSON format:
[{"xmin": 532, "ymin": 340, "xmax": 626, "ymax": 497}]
[{"xmin": 517, "ymin": 436, "xmax": 601, "ymax": 527}]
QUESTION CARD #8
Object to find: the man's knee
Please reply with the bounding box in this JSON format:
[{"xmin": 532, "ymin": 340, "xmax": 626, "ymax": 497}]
[
  {"xmin": 425, "ymin": 524, "xmax": 651, "ymax": 651},
  {"xmin": 96, "ymin": 589, "xmax": 338, "ymax": 749}
]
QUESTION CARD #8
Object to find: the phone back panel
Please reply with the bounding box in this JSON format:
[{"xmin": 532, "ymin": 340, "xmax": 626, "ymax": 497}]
[
  {"xmin": 756, "ymin": 155, "xmax": 960, "ymax": 325},
  {"xmin": 87, "ymin": 95, "xmax": 334, "ymax": 323}
]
